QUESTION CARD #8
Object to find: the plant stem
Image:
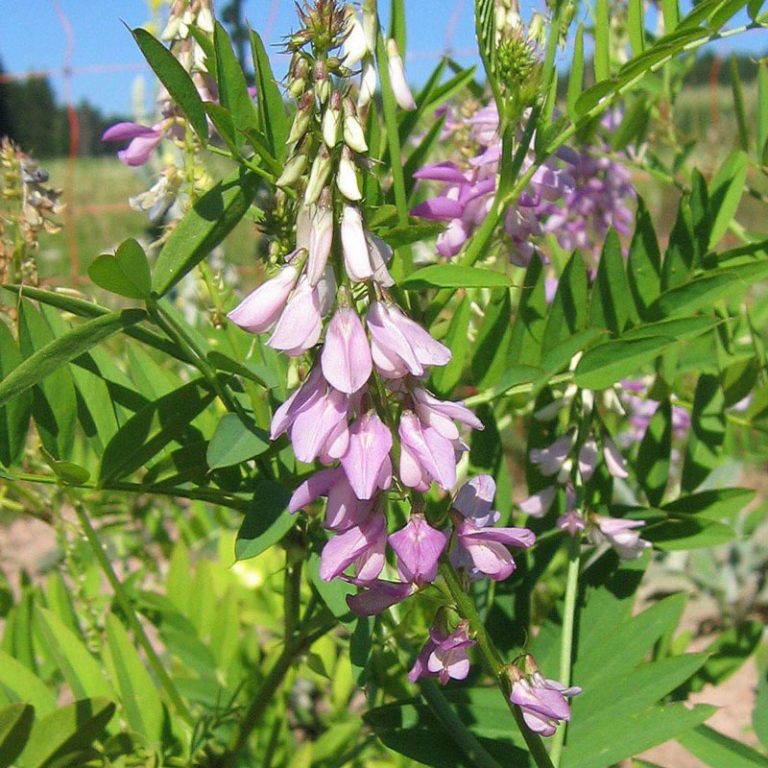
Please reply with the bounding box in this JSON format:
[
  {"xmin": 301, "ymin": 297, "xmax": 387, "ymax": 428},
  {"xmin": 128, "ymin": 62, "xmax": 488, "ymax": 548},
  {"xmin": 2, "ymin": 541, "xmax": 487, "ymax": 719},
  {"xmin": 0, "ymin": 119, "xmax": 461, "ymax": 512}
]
[
  {"xmin": 72, "ymin": 500, "xmax": 194, "ymax": 725},
  {"xmin": 218, "ymin": 619, "xmax": 336, "ymax": 767},
  {"xmin": 419, "ymin": 679, "xmax": 504, "ymax": 768},
  {"xmin": 549, "ymin": 534, "xmax": 581, "ymax": 767},
  {"xmin": 439, "ymin": 562, "xmax": 555, "ymax": 768}
]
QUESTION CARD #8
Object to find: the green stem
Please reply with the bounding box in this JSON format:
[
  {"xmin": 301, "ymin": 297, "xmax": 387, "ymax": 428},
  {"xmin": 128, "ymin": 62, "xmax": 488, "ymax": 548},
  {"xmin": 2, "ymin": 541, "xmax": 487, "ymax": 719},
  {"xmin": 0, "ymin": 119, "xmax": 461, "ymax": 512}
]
[
  {"xmin": 375, "ymin": 34, "xmax": 408, "ymax": 229},
  {"xmin": 283, "ymin": 546, "xmax": 303, "ymax": 643},
  {"xmin": 440, "ymin": 562, "xmax": 555, "ymax": 768},
  {"xmin": 72, "ymin": 500, "xmax": 194, "ymax": 725},
  {"xmin": 419, "ymin": 679, "xmax": 504, "ymax": 768},
  {"xmin": 549, "ymin": 534, "xmax": 581, "ymax": 767},
  {"xmin": 148, "ymin": 300, "xmax": 246, "ymax": 419},
  {"xmin": 218, "ymin": 620, "xmax": 336, "ymax": 767}
]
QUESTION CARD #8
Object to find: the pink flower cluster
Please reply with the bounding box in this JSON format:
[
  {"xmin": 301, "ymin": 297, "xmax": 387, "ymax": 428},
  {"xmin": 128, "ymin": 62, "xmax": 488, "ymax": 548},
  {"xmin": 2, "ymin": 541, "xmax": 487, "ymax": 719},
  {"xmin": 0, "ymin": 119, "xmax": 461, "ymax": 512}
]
[
  {"xmin": 411, "ymin": 103, "xmax": 574, "ymax": 265},
  {"xmin": 411, "ymin": 102, "xmax": 637, "ymax": 267}
]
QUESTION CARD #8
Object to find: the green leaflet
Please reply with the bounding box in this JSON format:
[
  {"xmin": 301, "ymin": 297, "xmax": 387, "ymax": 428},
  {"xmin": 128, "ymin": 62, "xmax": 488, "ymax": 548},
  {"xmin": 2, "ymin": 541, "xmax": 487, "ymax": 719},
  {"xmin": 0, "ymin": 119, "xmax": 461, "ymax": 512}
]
[
  {"xmin": 234, "ymin": 478, "xmax": 294, "ymax": 560},
  {"xmin": 16, "ymin": 698, "xmax": 116, "ymax": 768},
  {"xmin": 88, "ymin": 239, "xmax": 151, "ymax": 300},
  {"xmin": 401, "ymin": 265, "xmax": 512, "ymax": 290},
  {"xmin": 206, "ymin": 412, "xmax": 270, "ymax": 469},
  {"xmin": 98, "ymin": 378, "xmax": 215, "ymax": 485}
]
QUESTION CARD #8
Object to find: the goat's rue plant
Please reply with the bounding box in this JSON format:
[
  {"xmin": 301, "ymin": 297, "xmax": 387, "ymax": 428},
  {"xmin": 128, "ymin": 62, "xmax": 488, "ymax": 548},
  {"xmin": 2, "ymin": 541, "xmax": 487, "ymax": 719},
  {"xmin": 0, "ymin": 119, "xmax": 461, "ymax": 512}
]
[{"xmin": 1, "ymin": 0, "xmax": 768, "ymax": 765}]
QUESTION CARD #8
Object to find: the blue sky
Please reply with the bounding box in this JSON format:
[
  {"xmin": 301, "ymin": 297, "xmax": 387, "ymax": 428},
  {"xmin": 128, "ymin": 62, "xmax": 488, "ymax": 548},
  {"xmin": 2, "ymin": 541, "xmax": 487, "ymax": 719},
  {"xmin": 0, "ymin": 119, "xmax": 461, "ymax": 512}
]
[{"xmin": 0, "ymin": 1, "xmax": 764, "ymax": 117}]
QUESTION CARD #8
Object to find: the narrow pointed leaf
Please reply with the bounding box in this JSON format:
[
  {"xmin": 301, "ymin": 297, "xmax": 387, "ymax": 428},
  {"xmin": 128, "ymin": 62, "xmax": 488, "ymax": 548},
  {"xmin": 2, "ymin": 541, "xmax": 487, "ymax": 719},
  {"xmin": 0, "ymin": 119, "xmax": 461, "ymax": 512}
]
[
  {"xmin": 0, "ymin": 310, "xmax": 145, "ymax": 409},
  {"xmin": 131, "ymin": 27, "xmax": 208, "ymax": 142}
]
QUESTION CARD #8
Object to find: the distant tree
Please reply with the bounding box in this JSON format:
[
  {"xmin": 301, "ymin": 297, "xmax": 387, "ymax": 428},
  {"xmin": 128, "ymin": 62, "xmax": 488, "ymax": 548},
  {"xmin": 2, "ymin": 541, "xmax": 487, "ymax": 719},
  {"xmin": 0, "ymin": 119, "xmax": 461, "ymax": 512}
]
[{"xmin": 0, "ymin": 57, "xmax": 16, "ymax": 141}]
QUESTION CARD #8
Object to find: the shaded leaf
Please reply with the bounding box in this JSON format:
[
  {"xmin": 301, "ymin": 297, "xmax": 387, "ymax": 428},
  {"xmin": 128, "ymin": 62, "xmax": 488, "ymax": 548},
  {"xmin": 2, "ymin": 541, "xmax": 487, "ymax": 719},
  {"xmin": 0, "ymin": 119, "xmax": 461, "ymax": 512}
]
[
  {"xmin": 88, "ymin": 239, "xmax": 151, "ymax": 300},
  {"xmin": 235, "ymin": 478, "xmax": 294, "ymax": 560},
  {"xmin": 207, "ymin": 412, "xmax": 269, "ymax": 469}
]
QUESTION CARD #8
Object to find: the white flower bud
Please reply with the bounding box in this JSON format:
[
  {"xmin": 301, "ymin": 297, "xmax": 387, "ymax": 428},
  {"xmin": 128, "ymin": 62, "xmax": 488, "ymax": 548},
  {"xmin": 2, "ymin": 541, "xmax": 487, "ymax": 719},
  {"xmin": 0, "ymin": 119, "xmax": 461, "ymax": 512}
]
[
  {"xmin": 322, "ymin": 92, "xmax": 342, "ymax": 148},
  {"xmin": 386, "ymin": 39, "xmax": 416, "ymax": 111},
  {"xmin": 362, "ymin": 0, "xmax": 378, "ymax": 53},
  {"xmin": 343, "ymin": 98, "xmax": 368, "ymax": 153},
  {"xmin": 336, "ymin": 148, "xmax": 362, "ymax": 201},
  {"xmin": 276, "ymin": 153, "xmax": 307, "ymax": 188},
  {"xmin": 287, "ymin": 94, "xmax": 314, "ymax": 145},
  {"xmin": 197, "ymin": 7, "xmax": 215, "ymax": 33},
  {"xmin": 357, "ymin": 60, "xmax": 377, "ymax": 108},
  {"xmin": 305, "ymin": 146, "xmax": 332, "ymax": 205}
]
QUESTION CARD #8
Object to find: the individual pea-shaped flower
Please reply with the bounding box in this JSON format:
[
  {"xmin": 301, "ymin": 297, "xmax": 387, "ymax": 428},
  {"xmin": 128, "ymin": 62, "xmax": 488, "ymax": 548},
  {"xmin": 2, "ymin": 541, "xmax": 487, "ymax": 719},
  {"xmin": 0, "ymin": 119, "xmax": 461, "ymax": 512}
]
[
  {"xmin": 267, "ymin": 277, "xmax": 322, "ymax": 356},
  {"xmin": 388, "ymin": 513, "xmax": 448, "ymax": 586},
  {"xmin": 341, "ymin": 411, "xmax": 393, "ymax": 500},
  {"xmin": 529, "ymin": 433, "xmax": 574, "ymax": 477},
  {"xmin": 589, "ymin": 514, "xmax": 651, "ymax": 560},
  {"xmin": 451, "ymin": 475, "xmax": 535, "ymax": 580},
  {"xmin": 408, "ymin": 619, "xmax": 475, "ymax": 685},
  {"xmin": 102, "ymin": 121, "xmax": 165, "ymax": 166},
  {"xmin": 319, "ymin": 509, "xmax": 387, "ymax": 582},
  {"xmin": 509, "ymin": 659, "xmax": 581, "ymax": 737},
  {"xmin": 320, "ymin": 305, "xmax": 373, "ymax": 395},
  {"xmin": 227, "ymin": 263, "xmax": 299, "ymax": 334}
]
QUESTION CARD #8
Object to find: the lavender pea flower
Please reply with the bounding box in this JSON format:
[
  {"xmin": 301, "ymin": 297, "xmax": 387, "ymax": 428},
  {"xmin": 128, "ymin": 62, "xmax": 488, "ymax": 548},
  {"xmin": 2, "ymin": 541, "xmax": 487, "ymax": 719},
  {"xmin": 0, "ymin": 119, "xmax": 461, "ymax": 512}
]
[
  {"xmin": 408, "ymin": 621, "xmax": 476, "ymax": 685},
  {"xmin": 388, "ymin": 513, "xmax": 448, "ymax": 586},
  {"xmin": 510, "ymin": 671, "xmax": 581, "ymax": 737},
  {"xmin": 102, "ymin": 121, "xmax": 164, "ymax": 166},
  {"xmin": 590, "ymin": 515, "xmax": 651, "ymax": 560},
  {"xmin": 321, "ymin": 307, "xmax": 373, "ymax": 395}
]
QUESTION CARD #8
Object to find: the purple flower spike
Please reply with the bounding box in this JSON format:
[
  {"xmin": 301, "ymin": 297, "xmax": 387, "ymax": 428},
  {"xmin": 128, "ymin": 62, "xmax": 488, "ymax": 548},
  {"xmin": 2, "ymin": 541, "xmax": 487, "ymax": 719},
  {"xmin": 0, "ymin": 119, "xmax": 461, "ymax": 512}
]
[
  {"xmin": 510, "ymin": 671, "xmax": 581, "ymax": 737},
  {"xmin": 319, "ymin": 511, "xmax": 387, "ymax": 582},
  {"xmin": 227, "ymin": 265, "xmax": 298, "ymax": 334},
  {"xmin": 341, "ymin": 411, "xmax": 393, "ymax": 500},
  {"xmin": 321, "ymin": 307, "xmax": 373, "ymax": 394},
  {"xmin": 389, "ymin": 514, "xmax": 448, "ymax": 586},
  {"xmin": 408, "ymin": 621, "xmax": 475, "ymax": 685}
]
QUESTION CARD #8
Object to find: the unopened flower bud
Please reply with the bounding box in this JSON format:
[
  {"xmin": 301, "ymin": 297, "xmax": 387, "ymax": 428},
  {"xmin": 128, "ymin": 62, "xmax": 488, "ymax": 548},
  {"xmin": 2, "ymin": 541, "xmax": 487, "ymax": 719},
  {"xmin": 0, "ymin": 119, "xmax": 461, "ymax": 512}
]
[
  {"xmin": 307, "ymin": 197, "xmax": 333, "ymax": 285},
  {"xmin": 343, "ymin": 98, "xmax": 368, "ymax": 152},
  {"xmin": 276, "ymin": 152, "xmax": 308, "ymax": 188},
  {"xmin": 362, "ymin": 0, "xmax": 377, "ymax": 53},
  {"xmin": 337, "ymin": 147, "xmax": 362, "ymax": 201},
  {"xmin": 197, "ymin": 7, "xmax": 215, "ymax": 33},
  {"xmin": 314, "ymin": 60, "xmax": 330, "ymax": 104},
  {"xmin": 289, "ymin": 56, "xmax": 310, "ymax": 97},
  {"xmin": 357, "ymin": 60, "xmax": 378, "ymax": 108},
  {"xmin": 528, "ymin": 13, "xmax": 546, "ymax": 47},
  {"xmin": 287, "ymin": 93, "xmax": 314, "ymax": 145},
  {"xmin": 322, "ymin": 92, "xmax": 342, "ymax": 148},
  {"xmin": 305, "ymin": 145, "xmax": 332, "ymax": 205},
  {"xmin": 386, "ymin": 39, "xmax": 416, "ymax": 111}
]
